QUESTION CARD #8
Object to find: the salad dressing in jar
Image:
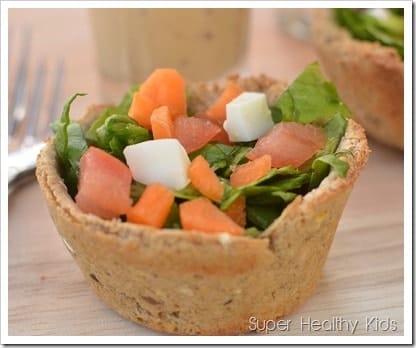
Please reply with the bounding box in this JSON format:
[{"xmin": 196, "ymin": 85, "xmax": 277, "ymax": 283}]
[{"xmin": 89, "ymin": 9, "xmax": 249, "ymax": 98}]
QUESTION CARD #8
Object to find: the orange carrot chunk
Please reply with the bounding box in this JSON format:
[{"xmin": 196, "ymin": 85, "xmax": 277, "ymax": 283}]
[
  {"xmin": 205, "ymin": 81, "xmax": 243, "ymax": 125},
  {"xmin": 129, "ymin": 92, "xmax": 157, "ymax": 130},
  {"xmin": 127, "ymin": 183, "xmax": 174, "ymax": 228},
  {"xmin": 224, "ymin": 196, "xmax": 246, "ymax": 227},
  {"xmin": 151, "ymin": 106, "xmax": 174, "ymax": 139},
  {"xmin": 188, "ymin": 155, "xmax": 224, "ymax": 202},
  {"xmin": 129, "ymin": 69, "xmax": 187, "ymax": 129},
  {"xmin": 180, "ymin": 197, "xmax": 243, "ymax": 236},
  {"xmin": 75, "ymin": 147, "xmax": 132, "ymax": 219},
  {"xmin": 140, "ymin": 69, "xmax": 187, "ymax": 118},
  {"xmin": 230, "ymin": 154, "xmax": 272, "ymax": 188}
]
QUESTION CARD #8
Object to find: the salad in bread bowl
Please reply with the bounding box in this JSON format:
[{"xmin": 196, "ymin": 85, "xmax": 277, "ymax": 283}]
[
  {"xmin": 36, "ymin": 63, "xmax": 369, "ymax": 335},
  {"xmin": 311, "ymin": 8, "xmax": 404, "ymax": 150}
]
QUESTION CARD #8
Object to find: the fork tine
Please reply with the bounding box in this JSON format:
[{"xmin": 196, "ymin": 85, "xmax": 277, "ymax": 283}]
[
  {"xmin": 8, "ymin": 28, "xmax": 66, "ymax": 193},
  {"xmin": 9, "ymin": 27, "xmax": 31, "ymax": 137},
  {"xmin": 23, "ymin": 60, "xmax": 46, "ymax": 146},
  {"xmin": 44, "ymin": 59, "xmax": 65, "ymax": 136}
]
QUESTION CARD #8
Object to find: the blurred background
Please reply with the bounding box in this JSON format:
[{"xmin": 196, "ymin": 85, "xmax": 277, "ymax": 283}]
[{"xmin": 8, "ymin": 8, "xmax": 316, "ymax": 120}]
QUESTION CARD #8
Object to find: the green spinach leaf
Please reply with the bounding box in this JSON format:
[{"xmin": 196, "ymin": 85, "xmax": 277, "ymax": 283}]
[
  {"xmin": 275, "ymin": 62, "xmax": 352, "ymax": 125},
  {"xmin": 309, "ymin": 113, "xmax": 348, "ymax": 189},
  {"xmin": 313, "ymin": 154, "xmax": 349, "ymax": 177},
  {"xmin": 85, "ymin": 106, "xmax": 121, "ymax": 143},
  {"xmin": 118, "ymin": 83, "xmax": 139, "ymax": 113},
  {"xmin": 270, "ymin": 105, "xmax": 283, "ymax": 123},
  {"xmin": 191, "ymin": 143, "xmax": 251, "ymax": 177},
  {"xmin": 95, "ymin": 114, "xmax": 151, "ymax": 161},
  {"xmin": 220, "ymin": 169, "xmax": 305, "ymax": 210},
  {"xmin": 244, "ymin": 173, "xmax": 310, "ymax": 195},
  {"xmin": 164, "ymin": 202, "xmax": 181, "ymax": 228},
  {"xmin": 247, "ymin": 191, "xmax": 297, "ymax": 206},
  {"xmin": 174, "ymin": 184, "xmax": 201, "ymax": 200},
  {"xmin": 85, "ymin": 84, "xmax": 139, "ymax": 143},
  {"xmin": 219, "ymin": 181, "xmax": 242, "ymax": 210},
  {"xmin": 244, "ymin": 227, "xmax": 263, "ymax": 238},
  {"xmin": 324, "ymin": 113, "xmax": 348, "ymax": 151},
  {"xmin": 51, "ymin": 93, "xmax": 88, "ymax": 197},
  {"xmin": 130, "ymin": 181, "xmax": 146, "ymax": 204},
  {"xmin": 246, "ymin": 204, "xmax": 282, "ymax": 230}
]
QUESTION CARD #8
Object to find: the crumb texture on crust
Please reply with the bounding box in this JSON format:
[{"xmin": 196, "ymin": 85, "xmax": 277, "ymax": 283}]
[
  {"xmin": 311, "ymin": 9, "xmax": 403, "ymax": 150},
  {"xmin": 36, "ymin": 76, "xmax": 369, "ymax": 335}
]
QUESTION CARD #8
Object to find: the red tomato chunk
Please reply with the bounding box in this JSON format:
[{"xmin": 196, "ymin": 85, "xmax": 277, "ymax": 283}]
[{"xmin": 75, "ymin": 147, "xmax": 132, "ymax": 219}]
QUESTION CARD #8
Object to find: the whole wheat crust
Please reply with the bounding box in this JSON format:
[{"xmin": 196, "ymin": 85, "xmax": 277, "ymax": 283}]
[
  {"xmin": 311, "ymin": 9, "xmax": 403, "ymax": 150},
  {"xmin": 36, "ymin": 75, "xmax": 369, "ymax": 335}
]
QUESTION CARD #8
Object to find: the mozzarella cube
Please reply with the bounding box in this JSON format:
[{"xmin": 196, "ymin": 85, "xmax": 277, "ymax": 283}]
[
  {"xmin": 123, "ymin": 139, "xmax": 190, "ymax": 191},
  {"xmin": 224, "ymin": 92, "xmax": 274, "ymax": 142}
]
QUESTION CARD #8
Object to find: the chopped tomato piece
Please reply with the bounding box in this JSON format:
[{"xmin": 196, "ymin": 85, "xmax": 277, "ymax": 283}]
[
  {"xmin": 174, "ymin": 117, "xmax": 221, "ymax": 153},
  {"xmin": 247, "ymin": 122, "xmax": 326, "ymax": 168},
  {"xmin": 75, "ymin": 147, "xmax": 132, "ymax": 219},
  {"xmin": 211, "ymin": 126, "xmax": 233, "ymax": 145},
  {"xmin": 195, "ymin": 113, "xmax": 233, "ymax": 145}
]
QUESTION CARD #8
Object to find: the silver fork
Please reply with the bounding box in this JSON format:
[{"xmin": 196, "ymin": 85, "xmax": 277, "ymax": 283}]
[{"xmin": 8, "ymin": 28, "xmax": 65, "ymax": 195}]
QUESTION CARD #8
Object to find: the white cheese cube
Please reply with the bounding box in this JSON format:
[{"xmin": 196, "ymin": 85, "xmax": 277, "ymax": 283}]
[
  {"xmin": 123, "ymin": 139, "xmax": 190, "ymax": 191},
  {"xmin": 224, "ymin": 92, "xmax": 274, "ymax": 142}
]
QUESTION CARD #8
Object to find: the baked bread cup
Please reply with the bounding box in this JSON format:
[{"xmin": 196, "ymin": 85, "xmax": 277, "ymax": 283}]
[
  {"xmin": 311, "ymin": 9, "xmax": 403, "ymax": 150},
  {"xmin": 36, "ymin": 75, "xmax": 369, "ymax": 335}
]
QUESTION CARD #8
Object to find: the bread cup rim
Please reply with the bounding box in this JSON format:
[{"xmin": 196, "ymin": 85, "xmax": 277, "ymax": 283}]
[{"xmin": 311, "ymin": 8, "xmax": 403, "ymax": 71}]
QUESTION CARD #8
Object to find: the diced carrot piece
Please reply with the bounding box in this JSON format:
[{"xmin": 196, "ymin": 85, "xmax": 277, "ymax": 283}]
[
  {"xmin": 224, "ymin": 196, "xmax": 246, "ymax": 227},
  {"xmin": 188, "ymin": 155, "xmax": 224, "ymax": 202},
  {"xmin": 205, "ymin": 81, "xmax": 243, "ymax": 124},
  {"xmin": 174, "ymin": 117, "xmax": 221, "ymax": 153},
  {"xmin": 230, "ymin": 154, "xmax": 272, "ymax": 188},
  {"xmin": 141, "ymin": 68, "xmax": 187, "ymax": 118},
  {"xmin": 129, "ymin": 92, "xmax": 157, "ymax": 129},
  {"xmin": 179, "ymin": 197, "xmax": 243, "ymax": 236},
  {"xmin": 129, "ymin": 69, "xmax": 187, "ymax": 129},
  {"xmin": 127, "ymin": 183, "xmax": 174, "ymax": 228},
  {"xmin": 151, "ymin": 106, "xmax": 174, "ymax": 139},
  {"xmin": 75, "ymin": 147, "xmax": 132, "ymax": 219}
]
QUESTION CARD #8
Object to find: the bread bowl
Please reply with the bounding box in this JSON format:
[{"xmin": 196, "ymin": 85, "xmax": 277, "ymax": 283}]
[
  {"xmin": 311, "ymin": 9, "xmax": 403, "ymax": 150},
  {"xmin": 36, "ymin": 71, "xmax": 369, "ymax": 335}
]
